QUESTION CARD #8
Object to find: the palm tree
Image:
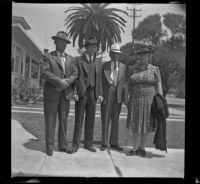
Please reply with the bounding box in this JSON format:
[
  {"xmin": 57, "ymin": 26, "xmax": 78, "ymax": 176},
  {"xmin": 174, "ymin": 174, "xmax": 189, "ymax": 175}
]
[{"xmin": 64, "ymin": 3, "xmax": 127, "ymax": 52}]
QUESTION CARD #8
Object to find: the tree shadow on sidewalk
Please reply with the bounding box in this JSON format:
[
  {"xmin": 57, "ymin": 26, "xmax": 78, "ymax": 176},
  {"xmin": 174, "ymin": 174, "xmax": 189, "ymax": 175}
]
[{"xmin": 23, "ymin": 138, "xmax": 46, "ymax": 154}]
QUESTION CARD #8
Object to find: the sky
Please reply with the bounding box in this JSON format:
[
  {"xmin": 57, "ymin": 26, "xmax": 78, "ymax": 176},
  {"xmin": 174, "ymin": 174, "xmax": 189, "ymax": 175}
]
[{"xmin": 12, "ymin": 3, "xmax": 185, "ymax": 57}]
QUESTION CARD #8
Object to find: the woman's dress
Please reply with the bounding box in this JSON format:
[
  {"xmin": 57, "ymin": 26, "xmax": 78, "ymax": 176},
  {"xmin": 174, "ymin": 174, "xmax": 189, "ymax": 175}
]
[{"xmin": 126, "ymin": 63, "xmax": 163, "ymax": 133}]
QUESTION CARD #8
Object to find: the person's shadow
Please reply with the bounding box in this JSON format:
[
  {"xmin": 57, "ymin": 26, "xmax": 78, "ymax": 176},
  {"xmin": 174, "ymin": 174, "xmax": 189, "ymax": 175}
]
[
  {"xmin": 23, "ymin": 139, "xmax": 73, "ymax": 154},
  {"xmin": 23, "ymin": 139, "xmax": 100, "ymax": 154},
  {"xmin": 23, "ymin": 139, "xmax": 165, "ymax": 158},
  {"xmin": 123, "ymin": 148, "xmax": 165, "ymax": 158},
  {"xmin": 138, "ymin": 150, "xmax": 165, "ymax": 159}
]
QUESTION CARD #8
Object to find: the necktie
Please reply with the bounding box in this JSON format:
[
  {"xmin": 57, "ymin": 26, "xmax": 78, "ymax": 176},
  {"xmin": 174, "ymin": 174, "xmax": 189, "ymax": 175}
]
[
  {"xmin": 114, "ymin": 62, "xmax": 117, "ymax": 70},
  {"xmin": 89, "ymin": 56, "xmax": 92, "ymax": 63},
  {"xmin": 113, "ymin": 62, "xmax": 118, "ymax": 86},
  {"xmin": 60, "ymin": 55, "xmax": 66, "ymax": 74}
]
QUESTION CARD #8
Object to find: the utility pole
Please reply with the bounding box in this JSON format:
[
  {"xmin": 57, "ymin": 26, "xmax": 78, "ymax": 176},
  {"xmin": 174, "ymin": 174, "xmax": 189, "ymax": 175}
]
[{"xmin": 126, "ymin": 4, "xmax": 142, "ymax": 45}]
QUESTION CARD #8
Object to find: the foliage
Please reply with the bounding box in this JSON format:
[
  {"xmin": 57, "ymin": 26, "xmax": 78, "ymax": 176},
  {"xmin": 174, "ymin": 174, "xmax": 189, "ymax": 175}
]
[
  {"xmin": 12, "ymin": 78, "xmax": 42, "ymax": 105},
  {"xmin": 163, "ymin": 13, "xmax": 185, "ymax": 36},
  {"xmin": 121, "ymin": 12, "xmax": 185, "ymax": 98},
  {"xmin": 151, "ymin": 45, "xmax": 179, "ymax": 97},
  {"xmin": 132, "ymin": 14, "xmax": 165, "ymax": 46},
  {"xmin": 150, "ymin": 42, "xmax": 185, "ymax": 98},
  {"xmin": 65, "ymin": 3, "xmax": 127, "ymax": 52},
  {"xmin": 161, "ymin": 13, "xmax": 185, "ymax": 97},
  {"xmin": 163, "ymin": 13, "xmax": 186, "ymax": 50}
]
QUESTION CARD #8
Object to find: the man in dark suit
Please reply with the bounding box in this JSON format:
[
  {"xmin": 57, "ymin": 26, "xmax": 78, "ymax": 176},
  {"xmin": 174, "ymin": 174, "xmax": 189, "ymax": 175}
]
[
  {"xmin": 72, "ymin": 37, "xmax": 103, "ymax": 153},
  {"xmin": 100, "ymin": 43, "xmax": 127, "ymax": 151},
  {"xmin": 41, "ymin": 31, "xmax": 78, "ymax": 156}
]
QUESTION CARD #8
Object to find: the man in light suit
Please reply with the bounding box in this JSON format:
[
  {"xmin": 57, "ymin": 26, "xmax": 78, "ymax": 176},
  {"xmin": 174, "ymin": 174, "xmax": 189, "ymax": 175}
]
[
  {"xmin": 100, "ymin": 43, "xmax": 127, "ymax": 151},
  {"xmin": 72, "ymin": 37, "xmax": 103, "ymax": 153},
  {"xmin": 41, "ymin": 31, "xmax": 78, "ymax": 156}
]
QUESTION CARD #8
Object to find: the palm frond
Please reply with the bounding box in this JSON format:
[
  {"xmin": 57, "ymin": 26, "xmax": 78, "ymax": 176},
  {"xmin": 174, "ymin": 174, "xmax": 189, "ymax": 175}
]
[
  {"xmin": 64, "ymin": 3, "xmax": 127, "ymax": 51},
  {"xmin": 104, "ymin": 10, "xmax": 127, "ymax": 23},
  {"xmin": 65, "ymin": 6, "xmax": 83, "ymax": 14},
  {"xmin": 99, "ymin": 3, "xmax": 111, "ymax": 9}
]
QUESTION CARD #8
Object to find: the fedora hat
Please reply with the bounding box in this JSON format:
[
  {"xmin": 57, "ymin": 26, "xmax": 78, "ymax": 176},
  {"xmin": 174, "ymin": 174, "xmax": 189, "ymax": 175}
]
[
  {"xmin": 110, "ymin": 43, "xmax": 121, "ymax": 53},
  {"xmin": 51, "ymin": 31, "xmax": 71, "ymax": 44},
  {"xmin": 84, "ymin": 37, "xmax": 98, "ymax": 47}
]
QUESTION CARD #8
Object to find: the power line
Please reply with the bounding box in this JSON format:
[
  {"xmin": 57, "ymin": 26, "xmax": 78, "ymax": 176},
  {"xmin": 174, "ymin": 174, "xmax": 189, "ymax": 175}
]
[{"xmin": 126, "ymin": 4, "xmax": 142, "ymax": 44}]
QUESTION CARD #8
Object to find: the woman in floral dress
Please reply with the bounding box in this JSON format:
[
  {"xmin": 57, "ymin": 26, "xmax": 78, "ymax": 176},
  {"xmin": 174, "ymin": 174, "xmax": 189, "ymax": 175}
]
[{"xmin": 126, "ymin": 44, "xmax": 163, "ymax": 157}]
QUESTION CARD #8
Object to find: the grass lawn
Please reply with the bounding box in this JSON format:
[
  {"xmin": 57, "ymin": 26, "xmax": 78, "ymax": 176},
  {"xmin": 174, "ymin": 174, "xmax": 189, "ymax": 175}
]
[{"xmin": 12, "ymin": 111, "xmax": 184, "ymax": 149}]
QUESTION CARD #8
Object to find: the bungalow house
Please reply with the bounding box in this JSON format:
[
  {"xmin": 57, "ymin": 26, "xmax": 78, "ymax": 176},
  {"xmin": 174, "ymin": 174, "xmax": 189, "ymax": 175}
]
[{"xmin": 12, "ymin": 15, "xmax": 43, "ymax": 90}]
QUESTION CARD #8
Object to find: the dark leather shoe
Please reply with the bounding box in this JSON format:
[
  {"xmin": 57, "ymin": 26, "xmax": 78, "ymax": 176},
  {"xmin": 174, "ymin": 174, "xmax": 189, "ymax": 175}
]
[
  {"xmin": 110, "ymin": 145, "xmax": 123, "ymax": 151},
  {"xmin": 100, "ymin": 145, "xmax": 108, "ymax": 151},
  {"xmin": 84, "ymin": 146, "xmax": 96, "ymax": 152},
  {"xmin": 72, "ymin": 146, "xmax": 78, "ymax": 153},
  {"xmin": 139, "ymin": 149, "xmax": 146, "ymax": 157},
  {"xmin": 46, "ymin": 151, "xmax": 53, "ymax": 156},
  {"xmin": 59, "ymin": 147, "xmax": 73, "ymax": 154},
  {"xmin": 126, "ymin": 149, "xmax": 140, "ymax": 156}
]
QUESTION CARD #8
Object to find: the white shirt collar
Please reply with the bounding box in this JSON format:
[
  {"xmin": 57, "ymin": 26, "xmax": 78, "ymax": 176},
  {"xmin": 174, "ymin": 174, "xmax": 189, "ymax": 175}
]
[
  {"xmin": 57, "ymin": 51, "xmax": 65, "ymax": 57},
  {"xmin": 85, "ymin": 53, "xmax": 94, "ymax": 62},
  {"xmin": 111, "ymin": 61, "xmax": 119, "ymax": 67}
]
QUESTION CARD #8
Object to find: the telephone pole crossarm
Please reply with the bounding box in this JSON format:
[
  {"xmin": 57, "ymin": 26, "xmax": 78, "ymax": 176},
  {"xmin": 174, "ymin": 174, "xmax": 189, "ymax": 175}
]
[{"xmin": 126, "ymin": 5, "xmax": 142, "ymax": 44}]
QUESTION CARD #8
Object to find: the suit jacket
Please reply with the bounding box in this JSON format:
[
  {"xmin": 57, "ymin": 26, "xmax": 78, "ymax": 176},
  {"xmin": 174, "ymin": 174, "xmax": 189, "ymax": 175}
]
[
  {"xmin": 74, "ymin": 54, "xmax": 103, "ymax": 99},
  {"xmin": 41, "ymin": 51, "xmax": 78, "ymax": 100},
  {"xmin": 102, "ymin": 61, "xmax": 127, "ymax": 104},
  {"xmin": 151, "ymin": 94, "xmax": 169, "ymax": 153}
]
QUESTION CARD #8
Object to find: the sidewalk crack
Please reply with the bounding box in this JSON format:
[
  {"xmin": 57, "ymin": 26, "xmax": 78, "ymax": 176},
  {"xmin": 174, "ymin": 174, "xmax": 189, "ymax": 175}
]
[
  {"xmin": 106, "ymin": 149, "xmax": 123, "ymax": 177},
  {"xmin": 38, "ymin": 156, "xmax": 46, "ymax": 174}
]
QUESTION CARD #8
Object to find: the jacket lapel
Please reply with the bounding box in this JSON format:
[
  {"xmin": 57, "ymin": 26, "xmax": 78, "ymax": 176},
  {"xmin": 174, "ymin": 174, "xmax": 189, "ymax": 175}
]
[
  {"xmin": 64, "ymin": 54, "xmax": 71, "ymax": 69},
  {"xmin": 51, "ymin": 51, "xmax": 64, "ymax": 73},
  {"xmin": 81, "ymin": 55, "xmax": 88, "ymax": 75},
  {"xmin": 104, "ymin": 61, "xmax": 111, "ymax": 83}
]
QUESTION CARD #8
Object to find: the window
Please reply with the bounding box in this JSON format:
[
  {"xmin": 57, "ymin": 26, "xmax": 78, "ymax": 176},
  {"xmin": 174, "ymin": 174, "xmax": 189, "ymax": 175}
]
[
  {"xmin": 21, "ymin": 62, "xmax": 23, "ymax": 75},
  {"xmin": 25, "ymin": 54, "xmax": 30, "ymax": 78},
  {"xmin": 14, "ymin": 55, "xmax": 20, "ymax": 73},
  {"xmin": 31, "ymin": 59, "xmax": 39, "ymax": 79},
  {"xmin": 12, "ymin": 42, "xmax": 15, "ymax": 72},
  {"xmin": 14, "ymin": 45, "xmax": 23, "ymax": 73}
]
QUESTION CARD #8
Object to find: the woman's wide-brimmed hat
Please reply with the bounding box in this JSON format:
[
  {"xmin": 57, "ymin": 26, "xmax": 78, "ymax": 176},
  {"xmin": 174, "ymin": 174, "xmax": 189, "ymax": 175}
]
[
  {"xmin": 51, "ymin": 31, "xmax": 71, "ymax": 44},
  {"xmin": 134, "ymin": 43, "xmax": 155, "ymax": 55},
  {"xmin": 84, "ymin": 37, "xmax": 99, "ymax": 47}
]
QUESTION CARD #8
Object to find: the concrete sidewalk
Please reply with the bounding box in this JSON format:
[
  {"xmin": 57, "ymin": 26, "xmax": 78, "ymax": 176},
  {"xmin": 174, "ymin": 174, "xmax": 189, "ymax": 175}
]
[{"xmin": 11, "ymin": 119, "xmax": 184, "ymax": 178}]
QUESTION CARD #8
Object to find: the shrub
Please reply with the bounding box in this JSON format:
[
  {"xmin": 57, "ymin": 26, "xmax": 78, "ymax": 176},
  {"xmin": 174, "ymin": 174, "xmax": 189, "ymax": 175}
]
[{"xmin": 12, "ymin": 78, "xmax": 41, "ymax": 105}]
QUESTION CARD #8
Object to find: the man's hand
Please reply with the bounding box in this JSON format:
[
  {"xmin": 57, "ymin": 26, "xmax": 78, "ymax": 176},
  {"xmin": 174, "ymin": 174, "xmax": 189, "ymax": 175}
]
[
  {"xmin": 55, "ymin": 79, "xmax": 69, "ymax": 91},
  {"xmin": 97, "ymin": 96, "xmax": 103, "ymax": 104},
  {"xmin": 60, "ymin": 79, "xmax": 69, "ymax": 89},
  {"xmin": 124, "ymin": 95, "xmax": 129, "ymax": 108},
  {"xmin": 73, "ymin": 94, "xmax": 79, "ymax": 101},
  {"xmin": 55, "ymin": 87, "xmax": 63, "ymax": 92},
  {"xmin": 130, "ymin": 74, "xmax": 135, "ymax": 80},
  {"xmin": 126, "ymin": 123, "xmax": 131, "ymax": 129},
  {"xmin": 109, "ymin": 80, "xmax": 114, "ymax": 85},
  {"xmin": 124, "ymin": 102, "xmax": 128, "ymax": 109}
]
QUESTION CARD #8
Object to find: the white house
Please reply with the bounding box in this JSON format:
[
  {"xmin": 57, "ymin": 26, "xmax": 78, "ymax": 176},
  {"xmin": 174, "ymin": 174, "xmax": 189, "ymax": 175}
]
[{"xmin": 12, "ymin": 15, "xmax": 43, "ymax": 89}]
